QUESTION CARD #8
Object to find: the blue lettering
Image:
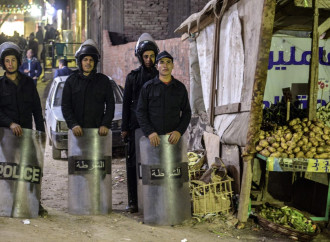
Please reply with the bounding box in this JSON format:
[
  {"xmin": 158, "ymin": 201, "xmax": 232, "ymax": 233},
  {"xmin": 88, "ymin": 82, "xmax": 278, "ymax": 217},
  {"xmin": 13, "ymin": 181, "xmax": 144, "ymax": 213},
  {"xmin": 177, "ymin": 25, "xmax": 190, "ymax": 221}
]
[
  {"xmin": 263, "ymin": 96, "xmax": 326, "ymax": 109},
  {"xmin": 268, "ymin": 46, "xmax": 329, "ymax": 70},
  {"xmin": 263, "ymin": 101, "xmax": 270, "ymax": 108}
]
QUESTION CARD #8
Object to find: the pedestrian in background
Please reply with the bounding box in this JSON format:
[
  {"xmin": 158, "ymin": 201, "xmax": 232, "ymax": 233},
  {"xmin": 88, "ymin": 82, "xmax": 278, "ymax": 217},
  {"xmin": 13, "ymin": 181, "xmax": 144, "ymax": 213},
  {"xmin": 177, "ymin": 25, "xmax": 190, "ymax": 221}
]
[
  {"xmin": 19, "ymin": 49, "xmax": 42, "ymax": 86},
  {"xmin": 36, "ymin": 26, "xmax": 44, "ymax": 62},
  {"xmin": 54, "ymin": 59, "xmax": 72, "ymax": 78},
  {"xmin": 27, "ymin": 33, "xmax": 38, "ymax": 59}
]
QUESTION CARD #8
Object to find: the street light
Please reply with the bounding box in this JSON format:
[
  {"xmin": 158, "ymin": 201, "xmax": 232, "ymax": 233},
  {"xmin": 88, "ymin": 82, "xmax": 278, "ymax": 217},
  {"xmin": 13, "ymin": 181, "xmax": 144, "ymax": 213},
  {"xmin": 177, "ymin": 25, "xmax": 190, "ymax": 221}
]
[{"xmin": 29, "ymin": 4, "xmax": 41, "ymax": 17}]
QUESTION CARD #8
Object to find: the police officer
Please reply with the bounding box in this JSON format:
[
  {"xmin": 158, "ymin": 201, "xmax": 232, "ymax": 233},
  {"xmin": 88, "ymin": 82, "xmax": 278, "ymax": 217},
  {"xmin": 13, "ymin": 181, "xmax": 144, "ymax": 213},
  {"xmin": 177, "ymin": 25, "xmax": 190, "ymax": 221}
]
[
  {"xmin": 0, "ymin": 42, "xmax": 44, "ymax": 136},
  {"xmin": 0, "ymin": 42, "xmax": 46, "ymax": 216},
  {"xmin": 136, "ymin": 51, "xmax": 191, "ymax": 146},
  {"xmin": 61, "ymin": 39, "xmax": 115, "ymax": 137},
  {"xmin": 121, "ymin": 33, "xmax": 159, "ymax": 213}
]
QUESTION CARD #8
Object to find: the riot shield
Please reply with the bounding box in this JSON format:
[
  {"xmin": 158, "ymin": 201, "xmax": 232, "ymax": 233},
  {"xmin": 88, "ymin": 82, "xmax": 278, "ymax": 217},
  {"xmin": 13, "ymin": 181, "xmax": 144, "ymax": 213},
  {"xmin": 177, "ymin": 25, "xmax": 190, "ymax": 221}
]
[
  {"xmin": 140, "ymin": 135, "xmax": 191, "ymax": 225},
  {"xmin": 68, "ymin": 129, "xmax": 112, "ymax": 215},
  {"xmin": 135, "ymin": 128, "xmax": 144, "ymax": 213},
  {"xmin": 0, "ymin": 128, "xmax": 45, "ymax": 218}
]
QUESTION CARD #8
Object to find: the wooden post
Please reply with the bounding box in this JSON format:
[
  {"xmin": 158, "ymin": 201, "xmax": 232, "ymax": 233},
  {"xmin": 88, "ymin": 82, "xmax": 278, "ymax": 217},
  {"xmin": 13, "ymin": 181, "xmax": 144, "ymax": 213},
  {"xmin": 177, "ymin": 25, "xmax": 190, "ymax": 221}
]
[
  {"xmin": 308, "ymin": 0, "xmax": 319, "ymax": 120},
  {"xmin": 237, "ymin": 0, "xmax": 276, "ymax": 223},
  {"xmin": 208, "ymin": 15, "xmax": 221, "ymax": 126},
  {"xmin": 286, "ymin": 101, "xmax": 290, "ymax": 121},
  {"xmin": 208, "ymin": 0, "xmax": 228, "ymax": 126}
]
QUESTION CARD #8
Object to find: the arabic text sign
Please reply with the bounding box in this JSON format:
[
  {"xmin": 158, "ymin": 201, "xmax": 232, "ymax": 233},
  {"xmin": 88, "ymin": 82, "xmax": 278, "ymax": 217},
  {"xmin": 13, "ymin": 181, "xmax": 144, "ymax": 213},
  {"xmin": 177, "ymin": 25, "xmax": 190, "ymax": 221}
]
[
  {"xmin": 68, "ymin": 156, "xmax": 112, "ymax": 174},
  {"xmin": 266, "ymin": 157, "xmax": 330, "ymax": 173},
  {"xmin": 150, "ymin": 167, "xmax": 183, "ymax": 180},
  {"xmin": 75, "ymin": 160, "xmax": 105, "ymax": 171},
  {"xmin": 142, "ymin": 163, "xmax": 189, "ymax": 185},
  {"xmin": 264, "ymin": 37, "xmax": 330, "ymax": 108}
]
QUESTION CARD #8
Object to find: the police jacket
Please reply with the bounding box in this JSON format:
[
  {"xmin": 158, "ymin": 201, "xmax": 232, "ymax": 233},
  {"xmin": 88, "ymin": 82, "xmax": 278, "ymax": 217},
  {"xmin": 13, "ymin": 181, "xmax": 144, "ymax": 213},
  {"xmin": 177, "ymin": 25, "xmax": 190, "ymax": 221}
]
[
  {"xmin": 121, "ymin": 66, "xmax": 158, "ymax": 131},
  {"xmin": 0, "ymin": 72, "xmax": 44, "ymax": 131},
  {"xmin": 61, "ymin": 71, "xmax": 115, "ymax": 129},
  {"xmin": 136, "ymin": 76, "xmax": 191, "ymax": 137},
  {"xmin": 19, "ymin": 57, "xmax": 42, "ymax": 79}
]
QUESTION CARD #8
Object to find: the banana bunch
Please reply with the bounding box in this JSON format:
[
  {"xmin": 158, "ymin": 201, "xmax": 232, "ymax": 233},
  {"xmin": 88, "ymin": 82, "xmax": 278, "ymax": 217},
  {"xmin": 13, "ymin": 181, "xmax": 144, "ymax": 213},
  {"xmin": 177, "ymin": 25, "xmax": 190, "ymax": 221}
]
[
  {"xmin": 188, "ymin": 151, "xmax": 204, "ymax": 168},
  {"xmin": 188, "ymin": 152, "xmax": 200, "ymax": 162}
]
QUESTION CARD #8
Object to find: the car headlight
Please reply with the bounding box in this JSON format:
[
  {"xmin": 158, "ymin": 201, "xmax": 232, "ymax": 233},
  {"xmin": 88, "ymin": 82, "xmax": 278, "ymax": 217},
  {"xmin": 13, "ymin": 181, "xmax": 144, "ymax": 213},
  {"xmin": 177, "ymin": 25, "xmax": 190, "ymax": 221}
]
[{"xmin": 56, "ymin": 121, "xmax": 69, "ymax": 132}]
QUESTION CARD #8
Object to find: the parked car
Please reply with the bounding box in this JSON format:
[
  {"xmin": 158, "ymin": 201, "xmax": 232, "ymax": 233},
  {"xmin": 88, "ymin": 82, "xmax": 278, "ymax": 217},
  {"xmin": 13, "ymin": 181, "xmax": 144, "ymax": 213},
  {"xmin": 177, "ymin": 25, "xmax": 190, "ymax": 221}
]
[{"xmin": 45, "ymin": 75, "xmax": 124, "ymax": 159}]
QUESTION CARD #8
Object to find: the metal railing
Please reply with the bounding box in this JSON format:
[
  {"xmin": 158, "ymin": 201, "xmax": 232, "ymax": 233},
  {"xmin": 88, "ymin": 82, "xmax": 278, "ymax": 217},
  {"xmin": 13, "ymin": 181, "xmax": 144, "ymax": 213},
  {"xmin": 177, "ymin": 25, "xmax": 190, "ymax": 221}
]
[{"xmin": 44, "ymin": 41, "xmax": 81, "ymax": 68}]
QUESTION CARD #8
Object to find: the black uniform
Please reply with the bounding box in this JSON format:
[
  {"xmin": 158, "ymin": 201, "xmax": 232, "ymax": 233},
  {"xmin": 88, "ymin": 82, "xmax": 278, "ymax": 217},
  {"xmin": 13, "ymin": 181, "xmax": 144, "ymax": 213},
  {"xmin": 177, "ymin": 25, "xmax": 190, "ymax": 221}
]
[
  {"xmin": 136, "ymin": 76, "xmax": 191, "ymax": 137},
  {"xmin": 121, "ymin": 65, "xmax": 158, "ymax": 208},
  {"xmin": 0, "ymin": 72, "xmax": 44, "ymax": 131},
  {"xmin": 61, "ymin": 71, "xmax": 115, "ymax": 129}
]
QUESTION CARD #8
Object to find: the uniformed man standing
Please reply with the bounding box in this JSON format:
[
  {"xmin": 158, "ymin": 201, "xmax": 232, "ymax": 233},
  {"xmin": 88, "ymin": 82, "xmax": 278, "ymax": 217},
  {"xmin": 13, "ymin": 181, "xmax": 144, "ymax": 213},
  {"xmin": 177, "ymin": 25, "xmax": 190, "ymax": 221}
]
[
  {"xmin": 136, "ymin": 51, "xmax": 191, "ymax": 146},
  {"xmin": 0, "ymin": 42, "xmax": 46, "ymax": 216},
  {"xmin": 121, "ymin": 33, "xmax": 159, "ymax": 213},
  {"xmin": 61, "ymin": 39, "xmax": 115, "ymax": 137},
  {"xmin": 0, "ymin": 42, "xmax": 44, "ymax": 136}
]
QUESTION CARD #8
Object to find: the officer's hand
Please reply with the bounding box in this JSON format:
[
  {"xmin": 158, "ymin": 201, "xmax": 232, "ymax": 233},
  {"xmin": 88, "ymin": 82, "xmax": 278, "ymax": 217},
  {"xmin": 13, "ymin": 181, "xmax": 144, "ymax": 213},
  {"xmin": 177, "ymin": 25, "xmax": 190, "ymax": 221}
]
[
  {"xmin": 121, "ymin": 131, "xmax": 128, "ymax": 139},
  {"xmin": 148, "ymin": 132, "xmax": 160, "ymax": 147},
  {"xmin": 72, "ymin": 125, "xmax": 83, "ymax": 136},
  {"xmin": 24, "ymin": 69, "xmax": 29, "ymax": 73},
  {"xmin": 168, "ymin": 131, "xmax": 181, "ymax": 145},
  {"xmin": 99, "ymin": 126, "xmax": 109, "ymax": 136},
  {"xmin": 10, "ymin": 123, "xmax": 23, "ymax": 137}
]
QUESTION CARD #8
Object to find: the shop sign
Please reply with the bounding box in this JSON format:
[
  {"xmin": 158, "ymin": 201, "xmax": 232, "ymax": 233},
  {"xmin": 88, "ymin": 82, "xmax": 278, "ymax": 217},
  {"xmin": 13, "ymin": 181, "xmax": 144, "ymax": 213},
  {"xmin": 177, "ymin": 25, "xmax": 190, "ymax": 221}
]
[{"xmin": 264, "ymin": 37, "xmax": 330, "ymax": 108}]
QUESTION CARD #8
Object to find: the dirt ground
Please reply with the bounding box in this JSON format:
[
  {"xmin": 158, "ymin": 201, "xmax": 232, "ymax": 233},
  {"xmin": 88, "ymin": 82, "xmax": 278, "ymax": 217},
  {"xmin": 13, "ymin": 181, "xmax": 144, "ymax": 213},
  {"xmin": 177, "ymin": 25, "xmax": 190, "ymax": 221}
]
[
  {"xmin": 0, "ymin": 73, "xmax": 329, "ymax": 241},
  {"xmin": 1, "ymin": 143, "xmax": 329, "ymax": 242}
]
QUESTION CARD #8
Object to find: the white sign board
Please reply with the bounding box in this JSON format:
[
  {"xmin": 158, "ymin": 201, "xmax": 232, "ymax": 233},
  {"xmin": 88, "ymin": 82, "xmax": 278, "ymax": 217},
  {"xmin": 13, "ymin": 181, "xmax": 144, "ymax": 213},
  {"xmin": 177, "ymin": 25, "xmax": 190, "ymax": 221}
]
[{"xmin": 264, "ymin": 36, "xmax": 330, "ymax": 108}]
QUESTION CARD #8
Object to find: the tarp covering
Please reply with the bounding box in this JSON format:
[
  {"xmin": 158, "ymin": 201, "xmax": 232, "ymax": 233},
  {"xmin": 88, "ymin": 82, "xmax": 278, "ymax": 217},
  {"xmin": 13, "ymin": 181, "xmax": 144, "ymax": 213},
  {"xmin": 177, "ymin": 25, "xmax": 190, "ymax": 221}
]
[
  {"xmin": 221, "ymin": 112, "xmax": 250, "ymax": 146},
  {"xmin": 217, "ymin": 4, "xmax": 244, "ymax": 107},
  {"xmin": 192, "ymin": 0, "xmax": 264, "ymax": 146},
  {"xmin": 214, "ymin": 4, "xmax": 245, "ymax": 141},
  {"xmin": 189, "ymin": 39, "xmax": 206, "ymax": 114},
  {"xmin": 196, "ymin": 23, "xmax": 215, "ymax": 112},
  {"xmin": 221, "ymin": 0, "xmax": 265, "ymax": 146}
]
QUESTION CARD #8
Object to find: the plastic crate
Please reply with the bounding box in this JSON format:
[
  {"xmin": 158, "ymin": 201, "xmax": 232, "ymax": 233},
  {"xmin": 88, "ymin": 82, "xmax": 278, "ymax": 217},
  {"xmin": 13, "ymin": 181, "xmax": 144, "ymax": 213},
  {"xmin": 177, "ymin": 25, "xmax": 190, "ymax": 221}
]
[
  {"xmin": 189, "ymin": 169, "xmax": 206, "ymax": 181},
  {"xmin": 192, "ymin": 177, "xmax": 233, "ymax": 216}
]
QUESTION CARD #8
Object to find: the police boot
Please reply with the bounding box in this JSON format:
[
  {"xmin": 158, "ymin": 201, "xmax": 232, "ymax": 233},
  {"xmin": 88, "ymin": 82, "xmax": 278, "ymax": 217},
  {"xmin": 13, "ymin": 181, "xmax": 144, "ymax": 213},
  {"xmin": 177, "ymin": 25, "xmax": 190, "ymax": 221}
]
[{"xmin": 38, "ymin": 203, "xmax": 48, "ymax": 218}]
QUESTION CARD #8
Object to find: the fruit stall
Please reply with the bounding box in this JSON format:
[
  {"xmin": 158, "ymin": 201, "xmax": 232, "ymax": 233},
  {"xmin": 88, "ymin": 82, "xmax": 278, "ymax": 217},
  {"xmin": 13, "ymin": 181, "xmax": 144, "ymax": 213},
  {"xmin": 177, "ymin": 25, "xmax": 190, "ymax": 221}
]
[{"xmin": 175, "ymin": 0, "xmax": 330, "ymax": 234}]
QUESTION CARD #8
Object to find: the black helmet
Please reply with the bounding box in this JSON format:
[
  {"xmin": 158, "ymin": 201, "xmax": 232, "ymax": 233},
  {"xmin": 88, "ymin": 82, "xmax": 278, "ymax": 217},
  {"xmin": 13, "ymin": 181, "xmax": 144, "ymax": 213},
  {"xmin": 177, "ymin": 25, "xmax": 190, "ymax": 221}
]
[
  {"xmin": 0, "ymin": 42, "xmax": 22, "ymax": 70},
  {"xmin": 75, "ymin": 39, "xmax": 100, "ymax": 71},
  {"xmin": 135, "ymin": 33, "xmax": 159, "ymax": 65}
]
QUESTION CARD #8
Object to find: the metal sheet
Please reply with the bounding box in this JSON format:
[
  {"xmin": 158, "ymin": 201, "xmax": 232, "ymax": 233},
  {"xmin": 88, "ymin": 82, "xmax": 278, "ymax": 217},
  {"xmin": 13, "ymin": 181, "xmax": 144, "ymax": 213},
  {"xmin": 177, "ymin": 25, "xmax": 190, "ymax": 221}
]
[
  {"xmin": 68, "ymin": 129, "xmax": 112, "ymax": 215},
  {"xmin": 140, "ymin": 135, "xmax": 191, "ymax": 225},
  {"xmin": 0, "ymin": 128, "xmax": 45, "ymax": 218}
]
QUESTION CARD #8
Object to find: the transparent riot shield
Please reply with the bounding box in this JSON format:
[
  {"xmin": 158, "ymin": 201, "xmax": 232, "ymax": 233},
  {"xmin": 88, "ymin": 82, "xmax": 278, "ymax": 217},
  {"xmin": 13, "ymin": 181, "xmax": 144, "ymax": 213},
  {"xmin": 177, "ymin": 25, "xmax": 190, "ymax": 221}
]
[
  {"xmin": 140, "ymin": 135, "xmax": 191, "ymax": 225},
  {"xmin": 135, "ymin": 128, "xmax": 144, "ymax": 213},
  {"xmin": 68, "ymin": 129, "xmax": 112, "ymax": 215},
  {"xmin": 0, "ymin": 128, "xmax": 45, "ymax": 218}
]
